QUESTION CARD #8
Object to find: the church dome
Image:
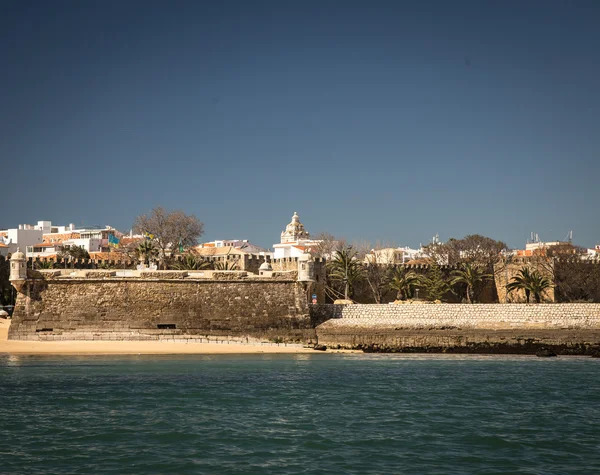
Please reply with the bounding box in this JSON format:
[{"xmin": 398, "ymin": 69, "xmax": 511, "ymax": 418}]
[{"xmin": 280, "ymin": 212, "xmax": 310, "ymax": 244}]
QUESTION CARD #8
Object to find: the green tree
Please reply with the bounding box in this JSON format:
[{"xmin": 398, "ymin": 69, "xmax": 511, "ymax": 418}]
[
  {"xmin": 506, "ymin": 267, "xmax": 553, "ymax": 303},
  {"xmin": 388, "ymin": 266, "xmax": 419, "ymax": 300},
  {"xmin": 69, "ymin": 245, "xmax": 90, "ymax": 260},
  {"xmin": 57, "ymin": 245, "xmax": 90, "ymax": 268},
  {"xmin": 327, "ymin": 246, "xmax": 364, "ymax": 301},
  {"xmin": 418, "ymin": 262, "xmax": 450, "ymax": 301},
  {"xmin": 137, "ymin": 240, "xmax": 159, "ymax": 266},
  {"xmin": 450, "ymin": 263, "xmax": 491, "ymax": 303}
]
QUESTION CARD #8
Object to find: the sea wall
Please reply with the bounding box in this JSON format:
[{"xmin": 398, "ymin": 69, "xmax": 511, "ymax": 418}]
[
  {"xmin": 9, "ymin": 272, "xmax": 313, "ymax": 343},
  {"xmin": 315, "ymin": 303, "xmax": 600, "ymax": 354}
]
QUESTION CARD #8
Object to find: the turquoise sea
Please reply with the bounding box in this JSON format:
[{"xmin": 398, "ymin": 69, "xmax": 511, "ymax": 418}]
[{"xmin": 1, "ymin": 354, "xmax": 599, "ymax": 474}]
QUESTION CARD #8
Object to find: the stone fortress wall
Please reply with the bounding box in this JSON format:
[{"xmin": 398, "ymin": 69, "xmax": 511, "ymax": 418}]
[
  {"xmin": 9, "ymin": 269, "xmax": 317, "ymax": 343},
  {"xmin": 8, "ymin": 265, "xmax": 600, "ymax": 353},
  {"xmin": 315, "ymin": 303, "xmax": 600, "ymax": 354}
]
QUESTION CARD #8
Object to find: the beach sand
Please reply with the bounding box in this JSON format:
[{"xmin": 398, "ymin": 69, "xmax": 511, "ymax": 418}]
[{"xmin": 0, "ymin": 319, "xmax": 348, "ymax": 355}]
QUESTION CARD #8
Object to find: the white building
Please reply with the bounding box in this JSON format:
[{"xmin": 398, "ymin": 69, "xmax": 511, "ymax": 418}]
[
  {"xmin": 273, "ymin": 212, "xmax": 322, "ymax": 259},
  {"xmin": 397, "ymin": 246, "xmax": 429, "ymax": 263},
  {"xmin": 364, "ymin": 248, "xmax": 404, "ymax": 265},
  {"xmin": 525, "ymin": 232, "xmax": 571, "ymax": 252},
  {"xmin": 0, "ymin": 224, "xmax": 44, "ymax": 255},
  {"xmin": 26, "ymin": 243, "xmax": 63, "ymax": 258},
  {"xmin": 585, "ymin": 245, "xmax": 600, "ymax": 260},
  {"xmin": 0, "ymin": 221, "xmax": 119, "ymax": 257}
]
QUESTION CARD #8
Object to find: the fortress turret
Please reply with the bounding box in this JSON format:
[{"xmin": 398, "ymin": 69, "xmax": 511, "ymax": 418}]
[
  {"xmin": 297, "ymin": 253, "xmax": 314, "ymax": 282},
  {"xmin": 258, "ymin": 258, "xmax": 273, "ymax": 277},
  {"xmin": 9, "ymin": 248, "xmax": 27, "ymax": 292}
]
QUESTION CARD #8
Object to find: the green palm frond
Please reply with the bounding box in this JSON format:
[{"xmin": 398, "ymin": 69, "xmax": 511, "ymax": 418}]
[
  {"xmin": 327, "ymin": 246, "xmax": 364, "ymax": 300},
  {"xmin": 506, "ymin": 267, "xmax": 553, "ymax": 303},
  {"xmin": 172, "ymin": 253, "xmax": 212, "ymax": 270},
  {"xmin": 450, "ymin": 263, "xmax": 491, "ymax": 303},
  {"xmin": 388, "ymin": 266, "xmax": 419, "ymax": 300}
]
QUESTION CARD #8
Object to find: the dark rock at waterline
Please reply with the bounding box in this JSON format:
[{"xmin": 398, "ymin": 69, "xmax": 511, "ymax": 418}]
[
  {"xmin": 313, "ymin": 344, "xmax": 327, "ymax": 351},
  {"xmin": 590, "ymin": 351, "xmax": 600, "ymax": 358},
  {"xmin": 536, "ymin": 349, "xmax": 557, "ymax": 357}
]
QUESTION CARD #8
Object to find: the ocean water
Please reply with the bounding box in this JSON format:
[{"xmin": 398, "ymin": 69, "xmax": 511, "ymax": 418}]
[{"xmin": 1, "ymin": 354, "xmax": 599, "ymax": 474}]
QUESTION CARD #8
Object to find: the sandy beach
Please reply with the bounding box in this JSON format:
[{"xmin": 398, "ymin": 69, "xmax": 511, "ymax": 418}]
[{"xmin": 0, "ymin": 319, "xmax": 345, "ymax": 355}]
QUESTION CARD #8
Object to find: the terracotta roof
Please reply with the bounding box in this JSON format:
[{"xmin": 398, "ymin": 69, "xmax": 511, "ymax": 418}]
[
  {"xmin": 119, "ymin": 237, "xmax": 144, "ymax": 246},
  {"xmin": 404, "ymin": 258, "xmax": 433, "ymax": 265},
  {"xmin": 31, "ymin": 243, "xmax": 59, "ymax": 248},
  {"xmin": 515, "ymin": 249, "xmax": 546, "ymax": 257},
  {"xmin": 89, "ymin": 252, "xmax": 132, "ymax": 261},
  {"xmin": 43, "ymin": 233, "xmax": 80, "ymax": 243},
  {"xmin": 0, "ymin": 243, "xmax": 7, "ymax": 248},
  {"xmin": 193, "ymin": 246, "xmax": 248, "ymax": 257}
]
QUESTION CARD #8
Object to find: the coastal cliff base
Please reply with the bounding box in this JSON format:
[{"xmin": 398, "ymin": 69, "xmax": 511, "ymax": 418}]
[
  {"xmin": 316, "ymin": 326, "xmax": 600, "ymax": 355},
  {"xmin": 315, "ymin": 303, "xmax": 600, "ymax": 355}
]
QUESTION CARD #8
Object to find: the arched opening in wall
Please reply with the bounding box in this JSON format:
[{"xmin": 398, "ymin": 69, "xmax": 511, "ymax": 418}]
[{"xmin": 157, "ymin": 324, "xmax": 176, "ymax": 329}]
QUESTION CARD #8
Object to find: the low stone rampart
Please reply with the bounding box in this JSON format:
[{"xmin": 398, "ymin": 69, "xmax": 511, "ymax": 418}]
[
  {"xmin": 315, "ymin": 303, "xmax": 600, "ymax": 354},
  {"xmin": 9, "ymin": 276, "xmax": 313, "ymax": 343}
]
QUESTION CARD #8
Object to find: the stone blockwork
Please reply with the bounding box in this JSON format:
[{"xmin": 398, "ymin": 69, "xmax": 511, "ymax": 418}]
[
  {"xmin": 9, "ymin": 275, "xmax": 314, "ymax": 343},
  {"xmin": 494, "ymin": 258, "xmax": 555, "ymax": 303},
  {"xmin": 315, "ymin": 303, "xmax": 600, "ymax": 354},
  {"xmin": 271, "ymin": 257, "xmax": 326, "ymax": 303}
]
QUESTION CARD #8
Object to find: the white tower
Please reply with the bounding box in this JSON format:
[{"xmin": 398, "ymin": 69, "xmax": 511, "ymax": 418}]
[
  {"xmin": 297, "ymin": 253, "xmax": 314, "ymax": 282},
  {"xmin": 9, "ymin": 248, "xmax": 27, "ymax": 292}
]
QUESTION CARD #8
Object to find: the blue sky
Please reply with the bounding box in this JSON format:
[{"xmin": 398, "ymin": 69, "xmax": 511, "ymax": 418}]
[{"xmin": 2, "ymin": 0, "xmax": 599, "ymax": 249}]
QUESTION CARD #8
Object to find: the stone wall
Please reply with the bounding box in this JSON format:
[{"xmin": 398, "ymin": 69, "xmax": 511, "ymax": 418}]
[
  {"xmin": 315, "ymin": 303, "xmax": 600, "ymax": 354},
  {"xmin": 271, "ymin": 257, "xmax": 326, "ymax": 303},
  {"xmin": 494, "ymin": 258, "xmax": 555, "ymax": 303},
  {"xmin": 9, "ymin": 275, "xmax": 314, "ymax": 343}
]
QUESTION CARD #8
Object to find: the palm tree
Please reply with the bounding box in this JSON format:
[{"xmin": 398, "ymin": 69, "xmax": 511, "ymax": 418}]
[
  {"xmin": 172, "ymin": 253, "xmax": 211, "ymax": 271},
  {"xmin": 528, "ymin": 271, "xmax": 553, "ymax": 303},
  {"xmin": 34, "ymin": 260, "xmax": 56, "ymax": 270},
  {"xmin": 450, "ymin": 263, "xmax": 491, "ymax": 303},
  {"xmin": 137, "ymin": 241, "xmax": 159, "ymax": 266},
  {"xmin": 214, "ymin": 259, "xmax": 239, "ymax": 271},
  {"xmin": 388, "ymin": 266, "xmax": 419, "ymax": 300},
  {"xmin": 327, "ymin": 246, "xmax": 364, "ymax": 300},
  {"xmin": 506, "ymin": 267, "xmax": 553, "ymax": 303}
]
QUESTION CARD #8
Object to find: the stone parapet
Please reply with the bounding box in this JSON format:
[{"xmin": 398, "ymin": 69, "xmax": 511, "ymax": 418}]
[
  {"xmin": 317, "ymin": 303, "xmax": 600, "ymax": 329},
  {"xmin": 315, "ymin": 303, "xmax": 600, "ymax": 354}
]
